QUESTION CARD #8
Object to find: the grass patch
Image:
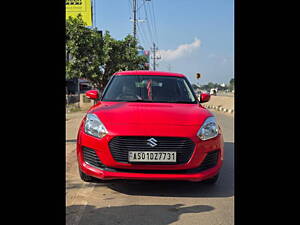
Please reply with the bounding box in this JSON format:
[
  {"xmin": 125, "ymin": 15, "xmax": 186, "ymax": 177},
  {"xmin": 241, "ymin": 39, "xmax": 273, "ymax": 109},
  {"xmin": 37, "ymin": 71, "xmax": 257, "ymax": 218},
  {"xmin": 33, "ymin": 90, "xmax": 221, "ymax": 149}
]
[
  {"xmin": 69, "ymin": 107, "xmax": 82, "ymax": 113},
  {"xmin": 66, "ymin": 104, "xmax": 82, "ymax": 113},
  {"xmin": 66, "ymin": 102, "xmax": 92, "ymax": 114},
  {"xmin": 83, "ymin": 95, "xmax": 91, "ymax": 103}
]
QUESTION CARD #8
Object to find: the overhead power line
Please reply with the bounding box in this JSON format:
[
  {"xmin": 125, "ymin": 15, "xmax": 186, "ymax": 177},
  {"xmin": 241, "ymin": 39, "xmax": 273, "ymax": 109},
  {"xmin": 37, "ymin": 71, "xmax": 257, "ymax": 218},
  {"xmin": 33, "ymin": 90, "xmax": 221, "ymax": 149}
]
[
  {"xmin": 149, "ymin": 0, "xmax": 159, "ymax": 46},
  {"xmin": 131, "ymin": 0, "xmax": 147, "ymax": 40},
  {"xmin": 129, "ymin": 0, "xmax": 160, "ymax": 54},
  {"xmin": 142, "ymin": 0, "xmax": 154, "ymax": 45},
  {"xmin": 137, "ymin": 23, "xmax": 149, "ymax": 47}
]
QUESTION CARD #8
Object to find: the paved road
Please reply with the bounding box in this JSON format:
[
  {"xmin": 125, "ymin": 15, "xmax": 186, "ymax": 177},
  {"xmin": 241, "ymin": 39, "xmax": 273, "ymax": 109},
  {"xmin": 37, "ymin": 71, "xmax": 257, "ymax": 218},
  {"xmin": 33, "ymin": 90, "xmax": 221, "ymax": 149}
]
[{"xmin": 66, "ymin": 110, "xmax": 234, "ymax": 225}]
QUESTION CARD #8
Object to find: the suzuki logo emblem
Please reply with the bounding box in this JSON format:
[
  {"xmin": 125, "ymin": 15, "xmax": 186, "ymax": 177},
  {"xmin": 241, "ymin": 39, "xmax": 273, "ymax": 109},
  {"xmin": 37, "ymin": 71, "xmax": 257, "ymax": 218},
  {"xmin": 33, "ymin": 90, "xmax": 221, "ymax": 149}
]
[{"xmin": 147, "ymin": 138, "xmax": 158, "ymax": 147}]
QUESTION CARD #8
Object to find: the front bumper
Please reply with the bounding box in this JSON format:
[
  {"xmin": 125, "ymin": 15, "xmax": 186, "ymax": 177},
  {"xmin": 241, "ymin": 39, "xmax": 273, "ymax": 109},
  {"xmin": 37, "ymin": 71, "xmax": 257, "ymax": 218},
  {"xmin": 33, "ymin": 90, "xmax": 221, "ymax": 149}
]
[
  {"xmin": 77, "ymin": 136, "xmax": 223, "ymax": 182},
  {"xmin": 79, "ymin": 157, "xmax": 222, "ymax": 182}
]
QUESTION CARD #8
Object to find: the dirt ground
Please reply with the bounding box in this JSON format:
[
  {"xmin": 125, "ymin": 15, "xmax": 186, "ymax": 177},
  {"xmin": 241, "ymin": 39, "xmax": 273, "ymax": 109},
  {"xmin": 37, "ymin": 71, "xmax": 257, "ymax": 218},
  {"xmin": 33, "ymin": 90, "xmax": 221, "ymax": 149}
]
[{"xmin": 202, "ymin": 95, "xmax": 234, "ymax": 110}]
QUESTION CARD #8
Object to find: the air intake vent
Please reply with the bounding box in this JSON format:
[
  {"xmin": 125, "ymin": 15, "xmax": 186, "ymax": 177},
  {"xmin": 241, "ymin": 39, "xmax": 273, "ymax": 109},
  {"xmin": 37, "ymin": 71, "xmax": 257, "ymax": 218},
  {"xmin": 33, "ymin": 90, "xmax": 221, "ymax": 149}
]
[
  {"xmin": 198, "ymin": 150, "xmax": 219, "ymax": 171},
  {"xmin": 82, "ymin": 146, "xmax": 105, "ymax": 168}
]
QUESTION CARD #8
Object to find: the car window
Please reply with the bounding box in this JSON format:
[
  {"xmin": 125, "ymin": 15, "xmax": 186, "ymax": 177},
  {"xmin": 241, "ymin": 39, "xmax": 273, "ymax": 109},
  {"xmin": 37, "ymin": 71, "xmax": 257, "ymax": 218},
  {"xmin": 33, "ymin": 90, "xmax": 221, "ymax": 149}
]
[
  {"xmin": 102, "ymin": 75, "xmax": 196, "ymax": 103},
  {"xmin": 102, "ymin": 75, "xmax": 140, "ymax": 101}
]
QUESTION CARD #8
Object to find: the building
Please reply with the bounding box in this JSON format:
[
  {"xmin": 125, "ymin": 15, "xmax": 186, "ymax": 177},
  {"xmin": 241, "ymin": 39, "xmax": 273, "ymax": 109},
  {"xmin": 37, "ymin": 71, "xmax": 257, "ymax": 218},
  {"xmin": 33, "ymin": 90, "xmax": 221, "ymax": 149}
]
[{"xmin": 66, "ymin": 78, "xmax": 93, "ymax": 95}]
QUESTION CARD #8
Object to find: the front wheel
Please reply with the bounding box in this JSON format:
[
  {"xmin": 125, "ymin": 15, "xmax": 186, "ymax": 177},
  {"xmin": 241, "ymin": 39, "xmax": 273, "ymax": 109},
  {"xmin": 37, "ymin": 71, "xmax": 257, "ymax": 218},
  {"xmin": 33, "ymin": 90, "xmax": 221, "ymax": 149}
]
[
  {"xmin": 79, "ymin": 169, "xmax": 98, "ymax": 182},
  {"xmin": 202, "ymin": 173, "xmax": 219, "ymax": 184},
  {"xmin": 79, "ymin": 168, "xmax": 110, "ymax": 183}
]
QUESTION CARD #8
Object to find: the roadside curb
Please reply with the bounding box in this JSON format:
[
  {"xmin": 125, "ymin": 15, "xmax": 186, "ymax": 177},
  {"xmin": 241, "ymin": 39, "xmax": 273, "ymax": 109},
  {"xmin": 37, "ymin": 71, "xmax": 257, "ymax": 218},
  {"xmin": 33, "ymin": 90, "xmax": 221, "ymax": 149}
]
[{"xmin": 205, "ymin": 104, "xmax": 234, "ymax": 114}]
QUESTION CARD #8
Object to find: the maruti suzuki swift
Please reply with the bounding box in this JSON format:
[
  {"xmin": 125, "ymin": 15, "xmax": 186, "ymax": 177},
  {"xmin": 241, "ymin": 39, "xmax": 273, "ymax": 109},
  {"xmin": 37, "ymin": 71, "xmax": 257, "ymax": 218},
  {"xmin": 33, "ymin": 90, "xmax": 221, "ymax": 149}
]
[{"xmin": 77, "ymin": 71, "xmax": 224, "ymax": 183}]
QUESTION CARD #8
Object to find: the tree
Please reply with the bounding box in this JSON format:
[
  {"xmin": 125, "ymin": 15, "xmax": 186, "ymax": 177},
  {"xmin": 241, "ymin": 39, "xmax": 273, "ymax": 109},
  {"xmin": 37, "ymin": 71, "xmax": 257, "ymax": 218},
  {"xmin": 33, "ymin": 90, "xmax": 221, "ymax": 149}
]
[
  {"xmin": 229, "ymin": 78, "xmax": 234, "ymax": 91},
  {"xmin": 99, "ymin": 32, "xmax": 148, "ymax": 89},
  {"xmin": 66, "ymin": 15, "xmax": 104, "ymax": 83},
  {"xmin": 66, "ymin": 15, "xmax": 148, "ymax": 90},
  {"xmin": 207, "ymin": 82, "xmax": 216, "ymax": 89},
  {"xmin": 191, "ymin": 84, "xmax": 200, "ymax": 90}
]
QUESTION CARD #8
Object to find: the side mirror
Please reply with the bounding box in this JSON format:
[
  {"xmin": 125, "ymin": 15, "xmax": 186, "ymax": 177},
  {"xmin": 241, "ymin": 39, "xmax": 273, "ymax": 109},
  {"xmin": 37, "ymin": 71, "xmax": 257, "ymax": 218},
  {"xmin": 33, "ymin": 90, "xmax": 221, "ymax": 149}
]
[
  {"xmin": 85, "ymin": 90, "xmax": 99, "ymax": 100},
  {"xmin": 199, "ymin": 92, "xmax": 211, "ymax": 103}
]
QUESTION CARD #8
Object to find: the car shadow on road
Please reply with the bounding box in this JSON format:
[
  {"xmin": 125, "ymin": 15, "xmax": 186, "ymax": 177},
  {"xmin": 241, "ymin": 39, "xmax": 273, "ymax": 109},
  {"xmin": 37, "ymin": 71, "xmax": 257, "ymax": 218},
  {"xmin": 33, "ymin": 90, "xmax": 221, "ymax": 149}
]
[
  {"xmin": 106, "ymin": 142, "xmax": 234, "ymax": 198},
  {"xmin": 66, "ymin": 204, "xmax": 214, "ymax": 225}
]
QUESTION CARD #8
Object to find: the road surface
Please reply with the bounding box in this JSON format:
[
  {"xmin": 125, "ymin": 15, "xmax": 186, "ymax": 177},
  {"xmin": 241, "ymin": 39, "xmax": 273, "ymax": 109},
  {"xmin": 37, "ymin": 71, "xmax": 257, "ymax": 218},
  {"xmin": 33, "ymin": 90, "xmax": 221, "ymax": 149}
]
[{"xmin": 66, "ymin": 109, "xmax": 234, "ymax": 225}]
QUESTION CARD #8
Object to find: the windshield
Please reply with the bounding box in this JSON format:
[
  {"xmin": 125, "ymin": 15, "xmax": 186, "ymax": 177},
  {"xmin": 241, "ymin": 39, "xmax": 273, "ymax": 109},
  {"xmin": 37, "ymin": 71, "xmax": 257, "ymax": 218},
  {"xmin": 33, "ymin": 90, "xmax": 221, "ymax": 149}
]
[{"xmin": 102, "ymin": 75, "xmax": 197, "ymax": 103}]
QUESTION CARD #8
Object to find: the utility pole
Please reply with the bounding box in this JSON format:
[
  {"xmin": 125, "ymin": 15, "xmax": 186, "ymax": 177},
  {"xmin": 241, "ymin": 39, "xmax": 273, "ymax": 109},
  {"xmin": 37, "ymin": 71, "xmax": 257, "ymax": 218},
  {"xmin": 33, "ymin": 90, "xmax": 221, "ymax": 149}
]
[
  {"xmin": 132, "ymin": 0, "xmax": 137, "ymax": 39},
  {"xmin": 93, "ymin": 0, "xmax": 97, "ymax": 29},
  {"xmin": 130, "ymin": 0, "xmax": 146, "ymax": 40},
  {"xmin": 151, "ymin": 42, "xmax": 161, "ymax": 71}
]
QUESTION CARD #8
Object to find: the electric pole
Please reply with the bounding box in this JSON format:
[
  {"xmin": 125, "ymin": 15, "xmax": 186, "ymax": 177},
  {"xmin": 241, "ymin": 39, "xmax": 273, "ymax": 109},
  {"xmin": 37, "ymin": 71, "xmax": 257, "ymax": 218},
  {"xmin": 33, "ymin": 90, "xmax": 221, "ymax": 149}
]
[
  {"xmin": 92, "ymin": 0, "xmax": 96, "ymax": 29},
  {"xmin": 132, "ymin": 0, "xmax": 137, "ymax": 39},
  {"xmin": 151, "ymin": 42, "xmax": 161, "ymax": 71},
  {"xmin": 131, "ymin": 0, "xmax": 145, "ymax": 39}
]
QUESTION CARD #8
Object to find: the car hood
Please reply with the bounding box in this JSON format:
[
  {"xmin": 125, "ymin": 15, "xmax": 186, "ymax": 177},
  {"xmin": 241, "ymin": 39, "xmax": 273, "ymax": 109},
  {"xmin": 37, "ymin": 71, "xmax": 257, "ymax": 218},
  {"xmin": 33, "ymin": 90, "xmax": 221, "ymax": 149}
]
[{"xmin": 88, "ymin": 102, "xmax": 213, "ymax": 127}]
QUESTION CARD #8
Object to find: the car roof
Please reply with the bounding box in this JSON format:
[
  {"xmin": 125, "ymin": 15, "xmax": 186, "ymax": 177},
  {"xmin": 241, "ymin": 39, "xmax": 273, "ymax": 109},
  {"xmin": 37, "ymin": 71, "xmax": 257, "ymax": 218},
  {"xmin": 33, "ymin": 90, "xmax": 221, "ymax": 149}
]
[{"xmin": 114, "ymin": 70, "xmax": 186, "ymax": 78}]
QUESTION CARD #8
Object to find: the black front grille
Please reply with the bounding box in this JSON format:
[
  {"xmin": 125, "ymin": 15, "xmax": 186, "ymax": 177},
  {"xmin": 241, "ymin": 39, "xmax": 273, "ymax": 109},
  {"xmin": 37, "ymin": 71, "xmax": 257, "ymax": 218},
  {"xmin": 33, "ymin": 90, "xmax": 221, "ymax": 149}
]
[
  {"xmin": 82, "ymin": 147, "xmax": 105, "ymax": 168},
  {"xmin": 109, "ymin": 136, "xmax": 195, "ymax": 164}
]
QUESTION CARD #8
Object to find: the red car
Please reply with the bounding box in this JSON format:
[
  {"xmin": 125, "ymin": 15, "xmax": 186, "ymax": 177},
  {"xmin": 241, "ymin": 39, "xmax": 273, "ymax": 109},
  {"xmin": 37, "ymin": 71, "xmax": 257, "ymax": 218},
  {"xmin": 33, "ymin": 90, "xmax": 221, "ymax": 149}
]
[{"xmin": 77, "ymin": 71, "xmax": 224, "ymax": 183}]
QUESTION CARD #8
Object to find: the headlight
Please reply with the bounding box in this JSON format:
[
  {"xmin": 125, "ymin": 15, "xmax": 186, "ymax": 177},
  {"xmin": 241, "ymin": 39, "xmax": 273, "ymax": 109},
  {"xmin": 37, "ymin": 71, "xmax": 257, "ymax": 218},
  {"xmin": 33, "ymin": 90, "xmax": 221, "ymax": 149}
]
[
  {"xmin": 197, "ymin": 117, "xmax": 219, "ymax": 140},
  {"xmin": 84, "ymin": 113, "xmax": 108, "ymax": 138}
]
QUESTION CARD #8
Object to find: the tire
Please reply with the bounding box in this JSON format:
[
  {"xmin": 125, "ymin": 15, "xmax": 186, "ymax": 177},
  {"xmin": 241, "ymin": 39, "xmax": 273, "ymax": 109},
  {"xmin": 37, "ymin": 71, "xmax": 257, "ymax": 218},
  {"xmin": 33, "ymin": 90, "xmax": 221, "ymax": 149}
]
[
  {"xmin": 79, "ymin": 168, "xmax": 109, "ymax": 183},
  {"xmin": 202, "ymin": 173, "xmax": 219, "ymax": 184},
  {"xmin": 79, "ymin": 168, "xmax": 98, "ymax": 183}
]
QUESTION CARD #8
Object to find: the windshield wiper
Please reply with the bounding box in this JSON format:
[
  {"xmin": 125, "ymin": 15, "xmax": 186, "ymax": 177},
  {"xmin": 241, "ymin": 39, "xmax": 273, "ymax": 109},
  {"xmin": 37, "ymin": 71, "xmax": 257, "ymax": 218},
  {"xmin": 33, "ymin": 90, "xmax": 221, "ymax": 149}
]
[
  {"xmin": 126, "ymin": 99, "xmax": 152, "ymax": 102},
  {"xmin": 169, "ymin": 100, "xmax": 194, "ymax": 103}
]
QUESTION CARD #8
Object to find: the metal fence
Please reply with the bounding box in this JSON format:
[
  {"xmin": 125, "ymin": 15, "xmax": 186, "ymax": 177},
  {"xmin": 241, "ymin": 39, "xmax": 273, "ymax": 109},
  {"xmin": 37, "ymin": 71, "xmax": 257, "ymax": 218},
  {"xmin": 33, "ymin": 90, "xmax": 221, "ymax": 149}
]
[{"xmin": 66, "ymin": 94, "xmax": 80, "ymax": 105}]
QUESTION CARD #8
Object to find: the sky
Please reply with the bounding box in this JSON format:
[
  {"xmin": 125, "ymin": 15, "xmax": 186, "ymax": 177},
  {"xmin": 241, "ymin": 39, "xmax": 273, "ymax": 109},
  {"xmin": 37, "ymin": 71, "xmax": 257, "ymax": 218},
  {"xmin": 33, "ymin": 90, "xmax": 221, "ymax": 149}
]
[{"xmin": 93, "ymin": 0, "xmax": 233, "ymax": 85}]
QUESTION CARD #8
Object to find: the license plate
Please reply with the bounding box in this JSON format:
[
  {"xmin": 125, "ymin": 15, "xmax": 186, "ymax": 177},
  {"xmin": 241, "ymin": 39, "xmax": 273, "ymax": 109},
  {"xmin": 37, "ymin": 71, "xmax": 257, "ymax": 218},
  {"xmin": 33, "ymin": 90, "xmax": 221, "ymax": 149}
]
[{"xmin": 128, "ymin": 151, "xmax": 176, "ymax": 162}]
